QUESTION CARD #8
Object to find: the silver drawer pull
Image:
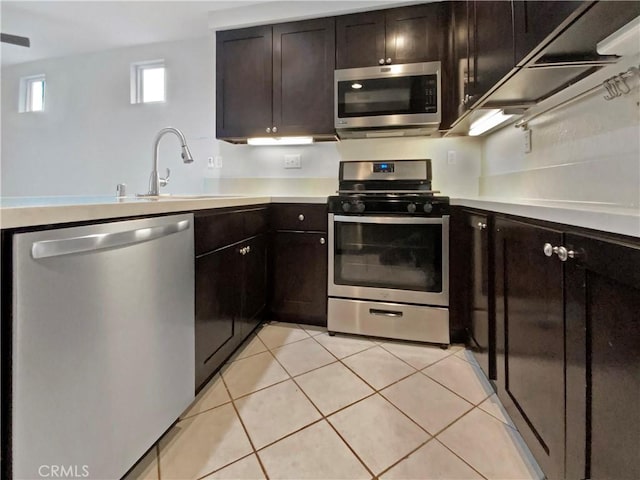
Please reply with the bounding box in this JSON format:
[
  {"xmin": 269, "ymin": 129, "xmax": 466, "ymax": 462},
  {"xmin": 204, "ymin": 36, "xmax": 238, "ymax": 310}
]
[
  {"xmin": 298, "ymin": 214, "xmax": 305, "ymax": 221},
  {"xmin": 369, "ymin": 308, "xmax": 403, "ymax": 318}
]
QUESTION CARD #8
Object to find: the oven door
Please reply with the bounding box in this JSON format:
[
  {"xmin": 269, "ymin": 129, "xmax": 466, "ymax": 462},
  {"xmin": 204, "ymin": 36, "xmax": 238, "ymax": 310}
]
[{"xmin": 328, "ymin": 214, "xmax": 449, "ymax": 306}]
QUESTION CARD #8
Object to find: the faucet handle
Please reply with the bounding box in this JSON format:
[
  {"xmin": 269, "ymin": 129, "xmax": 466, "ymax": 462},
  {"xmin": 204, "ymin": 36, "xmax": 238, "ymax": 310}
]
[{"xmin": 159, "ymin": 168, "xmax": 171, "ymax": 187}]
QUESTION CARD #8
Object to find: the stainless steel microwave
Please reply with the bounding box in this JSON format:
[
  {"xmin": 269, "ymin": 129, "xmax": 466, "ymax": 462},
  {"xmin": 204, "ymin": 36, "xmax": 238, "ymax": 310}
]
[{"xmin": 334, "ymin": 61, "xmax": 441, "ymax": 139}]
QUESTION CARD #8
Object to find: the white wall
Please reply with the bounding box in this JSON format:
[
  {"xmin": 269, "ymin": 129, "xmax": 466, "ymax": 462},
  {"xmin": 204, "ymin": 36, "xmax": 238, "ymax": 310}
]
[
  {"xmin": 481, "ymin": 87, "xmax": 640, "ymax": 207},
  {"xmin": 2, "ymin": 35, "xmax": 482, "ymax": 198},
  {"xmin": 1, "ymin": 36, "xmax": 217, "ymax": 196}
]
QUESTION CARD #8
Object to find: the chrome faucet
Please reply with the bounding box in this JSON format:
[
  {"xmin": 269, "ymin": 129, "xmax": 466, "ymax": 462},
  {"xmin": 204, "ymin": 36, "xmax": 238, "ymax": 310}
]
[{"xmin": 144, "ymin": 127, "xmax": 194, "ymax": 196}]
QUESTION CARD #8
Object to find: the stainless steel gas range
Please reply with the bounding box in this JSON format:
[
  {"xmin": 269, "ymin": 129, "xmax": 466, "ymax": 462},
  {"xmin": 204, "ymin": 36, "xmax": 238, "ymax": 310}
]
[{"xmin": 327, "ymin": 159, "xmax": 450, "ymax": 346}]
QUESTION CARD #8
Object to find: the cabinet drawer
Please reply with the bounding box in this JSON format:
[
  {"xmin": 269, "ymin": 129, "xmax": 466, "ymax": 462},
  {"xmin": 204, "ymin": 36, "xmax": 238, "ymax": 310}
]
[
  {"xmin": 195, "ymin": 207, "xmax": 268, "ymax": 255},
  {"xmin": 270, "ymin": 204, "xmax": 327, "ymax": 232}
]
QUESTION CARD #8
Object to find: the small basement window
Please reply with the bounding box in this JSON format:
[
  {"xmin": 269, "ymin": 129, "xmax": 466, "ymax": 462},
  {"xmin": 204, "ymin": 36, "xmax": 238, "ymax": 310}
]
[
  {"xmin": 131, "ymin": 60, "xmax": 166, "ymax": 103},
  {"xmin": 19, "ymin": 74, "xmax": 46, "ymax": 112}
]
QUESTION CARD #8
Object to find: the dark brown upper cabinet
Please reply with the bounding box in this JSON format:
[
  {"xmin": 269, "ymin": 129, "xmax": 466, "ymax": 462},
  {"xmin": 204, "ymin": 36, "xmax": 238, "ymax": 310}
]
[
  {"xmin": 336, "ymin": 3, "xmax": 445, "ymax": 69},
  {"xmin": 216, "ymin": 26, "xmax": 273, "ymax": 140},
  {"xmin": 512, "ymin": 1, "xmax": 583, "ymax": 66},
  {"xmin": 216, "ymin": 18, "xmax": 335, "ymax": 142}
]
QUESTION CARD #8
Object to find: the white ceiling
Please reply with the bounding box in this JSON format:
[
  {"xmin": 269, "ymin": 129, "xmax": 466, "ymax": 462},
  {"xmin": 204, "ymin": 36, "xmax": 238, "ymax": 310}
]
[{"xmin": 1, "ymin": 1, "xmax": 417, "ymax": 66}]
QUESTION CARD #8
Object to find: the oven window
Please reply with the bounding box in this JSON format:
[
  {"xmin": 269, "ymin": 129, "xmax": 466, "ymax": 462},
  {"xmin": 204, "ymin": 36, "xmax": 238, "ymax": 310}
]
[
  {"xmin": 334, "ymin": 221, "xmax": 443, "ymax": 292},
  {"xmin": 337, "ymin": 75, "xmax": 438, "ymax": 117}
]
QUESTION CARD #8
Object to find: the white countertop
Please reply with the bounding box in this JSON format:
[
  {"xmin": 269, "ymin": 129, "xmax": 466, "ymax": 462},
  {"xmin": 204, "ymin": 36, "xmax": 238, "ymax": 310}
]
[
  {"xmin": 0, "ymin": 195, "xmax": 271, "ymax": 229},
  {"xmin": 2, "ymin": 194, "xmax": 638, "ymax": 238},
  {"xmin": 452, "ymin": 197, "xmax": 640, "ymax": 238}
]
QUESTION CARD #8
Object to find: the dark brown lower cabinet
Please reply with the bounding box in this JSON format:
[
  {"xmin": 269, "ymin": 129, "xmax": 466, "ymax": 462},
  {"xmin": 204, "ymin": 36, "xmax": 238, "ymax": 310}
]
[
  {"xmin": 494, "ymin": 218, "xmax": 565, "ymax": 480},
  {"xmin": 466, "ymin": 212, "xmax": 494, "ymax": 380},
  {"xmin": 270, "ymin": 203, "xmax": 328, "ymax": 326},
  {"xmin": 271, "ymin": 231, "xmax": 327, "ymax": 326},
  {"xmin": 490, "ymin": 215, "xmax": 640, "ymax": 480},
  {"xmin": 195, "ymin": 244, "xmax": 241, "ymax": 388},
  {"xmin": 565, "ymin": 233, "xmax": 640, "ymax": 480},
  {"xmin": 240, "ymin": 234, "xmax": 268, "ymax": 337},
  {"xmin": 194, "ymin": 207, "xmax": 268, "ymax": 391}
]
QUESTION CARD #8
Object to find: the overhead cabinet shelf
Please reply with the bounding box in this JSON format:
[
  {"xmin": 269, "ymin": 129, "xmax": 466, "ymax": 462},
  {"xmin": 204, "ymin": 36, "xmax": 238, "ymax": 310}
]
[
  {"xmin": 446, "ymin": 0, "xmax": 640, "ymax": 134},
  {"xmin": 215, "ymin": 1, "xmax": 640, "ymax": 141},
  {"xmin": 216, "ymin": 18, "xmax": 336, "ymax": 143}
]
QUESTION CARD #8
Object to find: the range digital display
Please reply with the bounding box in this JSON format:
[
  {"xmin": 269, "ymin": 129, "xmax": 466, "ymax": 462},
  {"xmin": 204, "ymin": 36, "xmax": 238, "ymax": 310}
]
[{"xmin": 373, "ymin": 162, "xmax": 394, "ymax": 173}]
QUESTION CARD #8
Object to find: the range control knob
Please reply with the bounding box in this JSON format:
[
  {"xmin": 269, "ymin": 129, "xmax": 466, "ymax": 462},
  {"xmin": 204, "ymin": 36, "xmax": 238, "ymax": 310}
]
[
  {"xmin": 423, "ymin": 202, "xmax": 433, "ymax": 214},
  {"xmin": 407, "ymin": 203, "xmax": 417, "ymax": 214},
  {"xmin": 355, "ymin": 201, "xmax": 365, "ymax": 213},
  {"xmin": 342, "ymin": 202, "xmax": 351, "ymax": 213}
]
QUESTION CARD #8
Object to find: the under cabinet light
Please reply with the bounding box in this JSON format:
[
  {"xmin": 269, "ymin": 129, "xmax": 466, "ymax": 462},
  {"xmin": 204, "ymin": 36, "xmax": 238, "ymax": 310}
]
[
  {"xmin": 468, "ymin": 109, "xmax": 514, "ymax": 136},
  {"xmin": 247, "ymin": 136, "xmax": 314, "ymax": 146}
]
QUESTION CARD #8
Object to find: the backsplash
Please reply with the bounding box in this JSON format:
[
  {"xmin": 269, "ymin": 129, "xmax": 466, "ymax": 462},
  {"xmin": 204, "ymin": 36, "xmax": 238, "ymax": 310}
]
[
  {"xmin": 481, "ymin": 86, "xmax": 640, "ymax": 208},
  {"xmin": 209, "ymin": 136, "xmax": 482, "ymax": 198}
]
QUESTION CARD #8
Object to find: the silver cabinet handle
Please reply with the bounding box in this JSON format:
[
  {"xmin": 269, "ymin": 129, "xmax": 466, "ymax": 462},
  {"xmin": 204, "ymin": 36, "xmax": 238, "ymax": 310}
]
[
  {"xmin": 378, "ymin": 58, "xmax": 385, "ymax": 65},
  {"xmin": 272, "ymin": 126, "xmax": 278, "ymax": 133},
  {"xmin": 477, "ymin": 222, "xmax": 487, "ymax": 230},
  {"xmin": 543, "ymin": 243, "xmax": 557, "ymax": 257},
  {"xmin": 239, "ymin": 247, "xmax": 246, "ymax": 255},
  {"xmin": 31, "ymin": 219, "xmax": 190, "ymax": 259},
  {"xmin": 298, "ymin": 214, "xmax": 305, "ymax": 221},
  {"xmin": 386, "ymin": 58, "xmax": 392, "ymax": 64},
  {"xmin": 556, "ymin": 246, "xmax": 582, "ymax": 262},
  {"xmin": 544, "ymin": 243, "xmax": 582, "ymax": 262},
  {"xmin": 369, "ymin": 308, "xmax": 403, "ymax": 318},
  {"xmin": 320, "ymin": 237, "xmax": 326, "ymax": 245},
  {"xmin": 266, "ymin": 127, "xmax": 271, "ymax": 133},
  {"xmin": 246, "ymin": 245, "xmax": 251, "ymax": 254}
]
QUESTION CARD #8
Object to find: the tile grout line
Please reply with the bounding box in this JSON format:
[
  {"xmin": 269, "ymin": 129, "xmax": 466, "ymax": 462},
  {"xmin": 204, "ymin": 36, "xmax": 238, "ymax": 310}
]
[
  {"xmin": 264, "ymin": 339, "xmax": 377, "ymax": 478},
  {"xmin": 217, "ymin": 367, "xmax": 272, "ymax": 480},
  {"xmin": 432, "ymin": 436, "xmax": 490, "ymax": 480},
  {"xmin": 205, "ymin": 324, "xmax": 505, "ymax": 479},
  {"xmin": 418, "ymin": 355, "xmax": 495, "ymax": 408}
]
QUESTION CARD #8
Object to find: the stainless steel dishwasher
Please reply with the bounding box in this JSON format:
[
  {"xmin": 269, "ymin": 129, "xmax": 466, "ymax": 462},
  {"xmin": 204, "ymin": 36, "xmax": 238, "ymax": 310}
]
[{"xmin": 12, "ymin": 213, "xmax": 195, "ymax": 479}]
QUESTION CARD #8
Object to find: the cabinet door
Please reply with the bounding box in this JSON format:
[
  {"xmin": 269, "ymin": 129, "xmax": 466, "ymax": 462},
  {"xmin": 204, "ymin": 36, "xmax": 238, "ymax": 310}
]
[
  {"xmin": 240, "ymin": 234, "xmax": 268, "ymax": 337},
  {"xmin": 272, "ymin": 18, "xmax": 335, "ymax": 136},
  {"xmin": 469, "ymin": 1, "xmax": 514, "ymax": 105},
  {"xmin": 442, "ymin": 0, "xmax": 469, "ymax": 128},
  {"xmin": 336, "ymin": 10, "xmax": 386, "ymax": 69},
  {"xmin": 494, "ymin": 218, "xmax": 564, "ymax": 479},
  {"xmin": 565, "ymin": 234, "xmax": 640, "ymax": 480},
  {"xmin": 513, "ymin": 1, "xmax": 583, "ymax": 66},
  {"xmin": 216, "ymin": 26, "xmax": 273, "ymax": 139},
  {"xmin": 195, "ymin": 245, "xmax": 242, "ymax": 389},
  {"xmin": 467, "ymin": 213, "xmax": 494, "ymax": 380},
  {"xmin": 385, "ymin": 3, "xmax": 445, "ymax": 65},
  {"xmin": 271, "ymin": 231, "xmax": 328, "ymax": 326}
]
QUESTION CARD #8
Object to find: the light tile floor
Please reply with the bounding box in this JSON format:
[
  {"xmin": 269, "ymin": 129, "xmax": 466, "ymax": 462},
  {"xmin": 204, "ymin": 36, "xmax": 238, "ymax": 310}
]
[{"xmin": 125, "ymin": 322, "xmax": 544, "ymax": 480}]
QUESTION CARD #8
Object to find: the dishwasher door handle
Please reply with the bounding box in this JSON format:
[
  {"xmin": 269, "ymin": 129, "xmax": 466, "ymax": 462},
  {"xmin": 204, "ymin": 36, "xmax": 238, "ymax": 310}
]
[{"xmin": 31, "ymin": 219, "xmax": 191, "ymax": 259}]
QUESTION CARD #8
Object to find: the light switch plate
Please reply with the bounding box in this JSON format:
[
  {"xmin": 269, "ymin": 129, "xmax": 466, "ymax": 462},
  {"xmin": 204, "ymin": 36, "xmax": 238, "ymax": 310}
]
[
  {"xmin": 284, "ymin": 154, "xmax": 301, "ymax": 169},
  {"xmin": 447, "ymin": 150, "xmax": 457, "ymax": 165}
]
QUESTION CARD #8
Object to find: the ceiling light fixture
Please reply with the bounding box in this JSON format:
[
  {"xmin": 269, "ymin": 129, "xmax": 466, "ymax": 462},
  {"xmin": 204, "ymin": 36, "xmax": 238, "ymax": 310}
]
[
  {"xmin": 247, "ymin": 136, "xmax": 314, "ymax": 146},
  {"xmin": 468, "ymin": 109, "xmax": 514, "ymax": 136}
]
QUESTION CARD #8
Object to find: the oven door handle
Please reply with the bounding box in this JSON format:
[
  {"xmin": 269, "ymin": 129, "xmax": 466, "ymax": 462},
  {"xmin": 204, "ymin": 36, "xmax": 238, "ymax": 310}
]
[
  {"xmin": 333, "ymin": 215, "xmax": 446, "ymax": 225},
  {"xmin": 369, "ymin": 308, "xmax": 404, "ymax": 318}
]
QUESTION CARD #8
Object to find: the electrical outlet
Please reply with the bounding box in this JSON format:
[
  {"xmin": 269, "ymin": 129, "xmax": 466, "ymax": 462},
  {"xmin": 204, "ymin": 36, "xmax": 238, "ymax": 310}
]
[
  {"xmin": 214, "ymin": 156, "xmax": 223, "ymax": 168},
  {"xmin": 284, "ymin": 154, "xmax": 301, "ymax": 169},
  {"xmin": 447, "ymin": 150, "xmax": 457, "ymax": 165},
  {"xmin": 207, "ymin": 157, "xmax": 215, "ymax": 169},
  {"xmin": 524, "ymin": 129, "xmax": 532, "ymax": 154}
]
